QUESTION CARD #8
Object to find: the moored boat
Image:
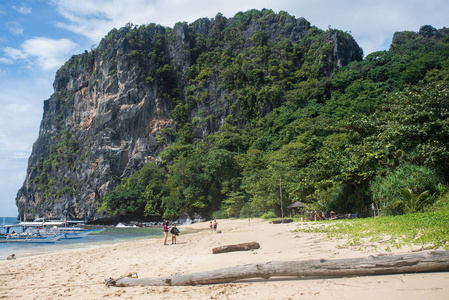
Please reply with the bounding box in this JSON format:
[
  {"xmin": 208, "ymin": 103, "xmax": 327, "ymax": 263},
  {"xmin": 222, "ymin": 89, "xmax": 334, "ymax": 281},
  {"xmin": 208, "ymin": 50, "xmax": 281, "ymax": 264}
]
[
  {"xmin": 0, "ymin": 218, "xmax": 99, "ymax": 241},
  {"xmin": 49, "ymin": 219, "xmax": 103, "ymax": 239},
  {"xmin": 0, "ymin": 230, "xmax": 63, "ymax": 243}
]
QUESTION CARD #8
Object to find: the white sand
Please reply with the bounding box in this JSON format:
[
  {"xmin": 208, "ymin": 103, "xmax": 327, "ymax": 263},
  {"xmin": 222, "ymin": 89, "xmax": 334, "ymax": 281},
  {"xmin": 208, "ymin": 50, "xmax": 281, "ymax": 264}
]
[{"xmin": 0, "ymin": 219, "xmax": 448, "ymax": 299}]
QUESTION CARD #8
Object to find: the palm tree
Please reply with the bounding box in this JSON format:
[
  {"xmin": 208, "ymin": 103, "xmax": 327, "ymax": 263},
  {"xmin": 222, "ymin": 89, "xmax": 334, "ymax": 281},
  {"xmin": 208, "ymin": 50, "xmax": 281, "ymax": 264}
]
[{"xmin": 396, "ymin": 188, "xmax": 430, "ymax": 214}]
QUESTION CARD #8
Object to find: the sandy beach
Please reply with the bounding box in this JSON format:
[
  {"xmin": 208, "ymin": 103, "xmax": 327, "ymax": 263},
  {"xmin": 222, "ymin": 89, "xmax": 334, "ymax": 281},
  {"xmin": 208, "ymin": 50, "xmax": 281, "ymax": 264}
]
[{"xmin": 0, "ymin": 218, "xmax": 448, "ymax": 299}]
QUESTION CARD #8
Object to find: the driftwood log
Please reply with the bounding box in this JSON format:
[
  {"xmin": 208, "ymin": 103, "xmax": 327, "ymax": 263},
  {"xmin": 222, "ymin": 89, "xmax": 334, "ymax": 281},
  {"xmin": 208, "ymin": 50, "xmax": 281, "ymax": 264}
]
[
  {"xmin": 270, "ymin": 219, "xmax": 293, "ymax": 224},
  {"xmin": 212, "ymin": 242, "xmax": 260, "ymax": 254},
  {"xmin": 107, "ymin": 250, "xmax": 449, "ymax": 287}
]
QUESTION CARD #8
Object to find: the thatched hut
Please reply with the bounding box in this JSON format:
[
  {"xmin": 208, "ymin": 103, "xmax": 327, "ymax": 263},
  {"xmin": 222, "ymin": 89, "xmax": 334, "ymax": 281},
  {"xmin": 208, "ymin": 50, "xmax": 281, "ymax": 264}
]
[{"xmin": 287, "ymin": 201, "xmax": 306, "ymax": 217}]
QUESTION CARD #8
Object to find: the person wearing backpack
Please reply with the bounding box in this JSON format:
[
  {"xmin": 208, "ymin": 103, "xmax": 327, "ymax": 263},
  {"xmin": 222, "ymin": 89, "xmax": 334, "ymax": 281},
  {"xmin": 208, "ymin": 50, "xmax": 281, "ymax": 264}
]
[{"xmin": 170, "ymin": 223, "xmax": 180, "ymax": 244}]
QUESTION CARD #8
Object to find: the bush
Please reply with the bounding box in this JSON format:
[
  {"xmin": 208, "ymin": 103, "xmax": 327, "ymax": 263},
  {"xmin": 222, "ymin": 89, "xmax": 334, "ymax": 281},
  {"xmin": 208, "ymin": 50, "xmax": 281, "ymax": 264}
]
[
  {"xmin": 369, "ymin": 163, "xmax": 441, "ymax": 215},
  {"xmin": 240, "ymin": 202, "xmax": 259, "ymax": 218},
  {"xmin": 212, "ymin": 210, "xmax": 224, "ymax": 219},
  {"xmin": 261, "ymin": 211, "xmax": 276, "ymax": 219},
  {"xmin": 429, "ymin": 187, "xmax": 449, "ymax": 212}
]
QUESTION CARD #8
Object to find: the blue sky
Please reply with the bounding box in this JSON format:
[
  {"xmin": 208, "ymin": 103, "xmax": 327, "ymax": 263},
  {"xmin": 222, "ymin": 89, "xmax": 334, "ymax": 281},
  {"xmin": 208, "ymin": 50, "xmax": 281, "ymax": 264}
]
[{"xmin": 1, "ymin": 0, "xmax": 448, "ymax": 217}]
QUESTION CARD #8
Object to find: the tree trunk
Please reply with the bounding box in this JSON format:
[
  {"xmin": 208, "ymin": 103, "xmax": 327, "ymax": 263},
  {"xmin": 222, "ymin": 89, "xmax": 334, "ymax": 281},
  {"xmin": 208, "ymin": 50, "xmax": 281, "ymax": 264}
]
[
  {"xmin": 107, "ymin": 250, "xmax": 449, "ymax": 287},
  {"xmin": 212, "ymin": 242, "xmax": 260, "ymax": 254}
]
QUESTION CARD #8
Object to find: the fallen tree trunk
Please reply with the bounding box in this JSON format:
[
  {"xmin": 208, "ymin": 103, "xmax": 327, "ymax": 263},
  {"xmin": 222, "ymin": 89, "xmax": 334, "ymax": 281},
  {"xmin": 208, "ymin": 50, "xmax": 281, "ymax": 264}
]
[
  {"xmin": 107, "ymin": 250, "xmax": 449, "ymax": 287},
  {"xmin": 212, "ymin": 242, "xmax": 260, "ymax": 254},
  {"xmin": 270, "ymin": 219, "xmax": 293, "ymax": 224}
]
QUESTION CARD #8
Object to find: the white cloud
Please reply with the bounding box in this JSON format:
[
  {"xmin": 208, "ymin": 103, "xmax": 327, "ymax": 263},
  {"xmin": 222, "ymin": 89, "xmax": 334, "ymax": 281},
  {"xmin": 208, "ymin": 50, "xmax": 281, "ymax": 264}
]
[
  {"xmin": 6, "ymin": 22, "xmax": 24, "ymax": 36},
  {"xmin": 3, "ymin": 47, "xmax": 28, "ymax": 60},
  {"xmin": 53, "ymin": 0, "xmax": 158, "ymax": 42},
  {"xmin": 0, "ymin": 57, "xmax": 13, "ymax": 64},
  {"xmin": 12, "ymin": 5, "xmax": 32, "ymax": 15},
  {"xmin": 22, "ymin": 37, "xmax": 78, "ymax": 70},
  {"xmin": 2, "ymin": 37, "xmax": 78, "ymax": 70}
]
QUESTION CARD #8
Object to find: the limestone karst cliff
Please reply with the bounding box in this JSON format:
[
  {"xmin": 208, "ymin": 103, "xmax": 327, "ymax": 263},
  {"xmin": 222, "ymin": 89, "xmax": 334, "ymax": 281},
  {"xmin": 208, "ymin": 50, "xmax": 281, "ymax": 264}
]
[{"xmin": 16, "ymin": 9, "xmax": 363, "ymax": 222}]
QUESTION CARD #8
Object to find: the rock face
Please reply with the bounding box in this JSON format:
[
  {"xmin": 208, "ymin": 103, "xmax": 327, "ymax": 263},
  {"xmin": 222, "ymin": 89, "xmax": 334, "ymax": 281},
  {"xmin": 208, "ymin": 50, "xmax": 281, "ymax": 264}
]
[{"xmin": 15, "ymin": 10, "xmax": 363, "ymax": 222}]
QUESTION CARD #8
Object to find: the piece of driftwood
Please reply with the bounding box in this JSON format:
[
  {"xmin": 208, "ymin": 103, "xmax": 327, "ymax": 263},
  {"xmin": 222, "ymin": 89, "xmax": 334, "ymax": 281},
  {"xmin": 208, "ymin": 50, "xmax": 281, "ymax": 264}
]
[
  {"xmin": 212, "ymin": 242, "xmax": 260, "ymax": 254},
  {"xmin": 107, "ymin": 250, "xmax": 449, "ymax": 287},
  {"xmin": 270, "ymin": 219, "xmax": 293, "ymax": 224}
]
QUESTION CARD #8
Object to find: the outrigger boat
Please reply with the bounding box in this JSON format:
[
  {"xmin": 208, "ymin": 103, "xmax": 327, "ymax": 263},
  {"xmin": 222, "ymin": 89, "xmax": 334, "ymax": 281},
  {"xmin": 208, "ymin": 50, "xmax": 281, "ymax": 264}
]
[
  {"xmin": 48, "ymin": 219, "xmax": 99, "ymax": 239},
  {"xmin": 0, "ymin": 218, "xmax": 99, "ymax": 242},
  {"xmin": 1, "ymin": 222, "xmax": 64, "ymax": 243}
]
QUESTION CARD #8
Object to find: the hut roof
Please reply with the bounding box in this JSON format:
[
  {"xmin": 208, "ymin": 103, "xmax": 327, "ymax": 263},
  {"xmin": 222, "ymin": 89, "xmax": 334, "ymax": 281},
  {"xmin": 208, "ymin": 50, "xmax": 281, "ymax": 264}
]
[{"xmin": 287, "ymin": 201, "xmax": 306, "ymax": 209}]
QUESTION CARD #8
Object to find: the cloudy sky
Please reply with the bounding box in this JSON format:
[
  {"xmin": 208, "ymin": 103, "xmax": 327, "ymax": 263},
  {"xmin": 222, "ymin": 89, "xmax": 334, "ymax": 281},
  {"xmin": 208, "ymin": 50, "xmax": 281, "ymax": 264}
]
[{"xmin": 1, "ymin": 0, "xmax": 448, "ymax": 217}]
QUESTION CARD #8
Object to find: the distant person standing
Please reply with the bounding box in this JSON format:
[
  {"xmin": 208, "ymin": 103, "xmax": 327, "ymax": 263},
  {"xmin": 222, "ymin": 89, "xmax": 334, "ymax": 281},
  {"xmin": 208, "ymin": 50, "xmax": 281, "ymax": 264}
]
[
  {"xmin": 163, "ymin": 221, "xmax": 169, "ymax": 245},
  {"xmin": 209, "ymin": 221, "xmax": 213, "ymax": 230},
  {"xmin": 213, "ymin": 220, "xmax": 218, "ymax": 231},
  {"xmin": 170, "ymin": 224, "xmax": 180, "ymax": 244}
]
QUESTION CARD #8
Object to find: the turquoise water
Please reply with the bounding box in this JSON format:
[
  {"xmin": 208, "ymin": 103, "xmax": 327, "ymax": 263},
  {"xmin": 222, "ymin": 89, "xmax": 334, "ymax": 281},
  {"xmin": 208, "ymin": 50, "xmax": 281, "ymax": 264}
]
[{"xmin": 0, "ymin": 217, "xmax": 163, "ymax": 260}]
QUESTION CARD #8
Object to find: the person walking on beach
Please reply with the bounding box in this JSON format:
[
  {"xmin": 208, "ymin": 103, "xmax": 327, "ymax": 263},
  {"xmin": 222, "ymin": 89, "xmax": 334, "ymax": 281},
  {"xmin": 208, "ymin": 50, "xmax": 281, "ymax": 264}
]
[
  {"xmin": 213, "ymin": 220, "xmax": 218, "ymax": 231},
  {"xmin": 163, "ymin": 221, "xmax": 169, "ymax": 245},
  {"xmin": 210, "ymin": 221, "xmax": 213, "ymax": 230},
  {"xmin": 170, "ymin": 223, "xmax": 180, "ymax": 244}
]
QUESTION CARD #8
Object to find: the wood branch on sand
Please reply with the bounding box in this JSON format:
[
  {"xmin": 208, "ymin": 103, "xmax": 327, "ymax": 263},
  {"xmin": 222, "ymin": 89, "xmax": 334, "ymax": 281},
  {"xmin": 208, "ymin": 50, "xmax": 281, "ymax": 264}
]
[
  {"xmin": 105, "ymin": 250, "xmax": 449, "ymax": 287},
  {"xmin": 212, "ymin": 242, "xmax": 260, "ymax": 254}
]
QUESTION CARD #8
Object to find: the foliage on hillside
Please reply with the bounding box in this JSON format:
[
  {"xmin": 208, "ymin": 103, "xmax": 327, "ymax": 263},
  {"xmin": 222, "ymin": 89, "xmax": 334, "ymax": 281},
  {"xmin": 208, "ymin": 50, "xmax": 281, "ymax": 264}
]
[{"xmin": 98, "ymin": 10, "xmax": 449, "ymax": 221}]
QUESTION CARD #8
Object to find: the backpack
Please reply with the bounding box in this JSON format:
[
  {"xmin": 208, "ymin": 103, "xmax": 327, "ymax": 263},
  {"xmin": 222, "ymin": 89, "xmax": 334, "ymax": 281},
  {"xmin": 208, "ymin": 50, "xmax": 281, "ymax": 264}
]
[{"xmin": 170, "ymin": 227, "xmax": 179, "ymax": 235}]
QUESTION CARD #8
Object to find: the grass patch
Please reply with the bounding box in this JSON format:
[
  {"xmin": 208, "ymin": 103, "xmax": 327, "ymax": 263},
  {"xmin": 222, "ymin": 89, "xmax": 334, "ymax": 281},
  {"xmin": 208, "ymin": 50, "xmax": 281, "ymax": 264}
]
[{"xmin": 296, "ymin": 210, "xmax": 449, "ymax": 250}]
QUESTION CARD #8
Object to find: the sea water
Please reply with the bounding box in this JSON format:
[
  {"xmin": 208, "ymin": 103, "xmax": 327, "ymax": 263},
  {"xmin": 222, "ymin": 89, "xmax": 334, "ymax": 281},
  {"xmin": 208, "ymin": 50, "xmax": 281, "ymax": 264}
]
[{"xmin": 0, "ymin": 217, "xmax": 163, "ymax": 260}]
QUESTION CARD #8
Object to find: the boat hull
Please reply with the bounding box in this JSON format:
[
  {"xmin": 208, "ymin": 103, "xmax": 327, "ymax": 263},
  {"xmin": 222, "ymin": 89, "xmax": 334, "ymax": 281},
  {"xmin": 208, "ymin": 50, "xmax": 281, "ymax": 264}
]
[{"xmin": 0, "ymin": 234, "xmax": 64, "ymax": 243}]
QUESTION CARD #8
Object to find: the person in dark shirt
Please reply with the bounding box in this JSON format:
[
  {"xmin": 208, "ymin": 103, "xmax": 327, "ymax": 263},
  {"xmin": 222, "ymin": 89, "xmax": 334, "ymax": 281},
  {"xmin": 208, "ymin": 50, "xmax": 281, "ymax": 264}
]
[{"xmin": 170, "ymin": 223, "xmax": 180, "ymax": 244}]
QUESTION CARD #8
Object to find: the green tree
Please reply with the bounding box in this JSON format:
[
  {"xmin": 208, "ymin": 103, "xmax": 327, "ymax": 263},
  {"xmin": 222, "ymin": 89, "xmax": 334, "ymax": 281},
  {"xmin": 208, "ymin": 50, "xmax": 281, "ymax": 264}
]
[
  {"xmin": 99, "ymin": 162, "xmax": 166, "ymax": 219},
  {"xmin": 162, "ymin": 149, "xmax": 239, "ymax": 219}
]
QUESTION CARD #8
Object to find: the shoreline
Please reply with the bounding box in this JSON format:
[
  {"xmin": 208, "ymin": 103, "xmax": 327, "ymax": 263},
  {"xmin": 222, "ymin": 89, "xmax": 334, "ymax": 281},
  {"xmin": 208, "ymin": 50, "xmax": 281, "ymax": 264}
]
[
  {"xmin": 0, "ymin": 226, "xmax": 164, "ymax": 260},
  {"xmin": 0, "ymin": 218, "xmax": 447, "ymax": 299}
]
